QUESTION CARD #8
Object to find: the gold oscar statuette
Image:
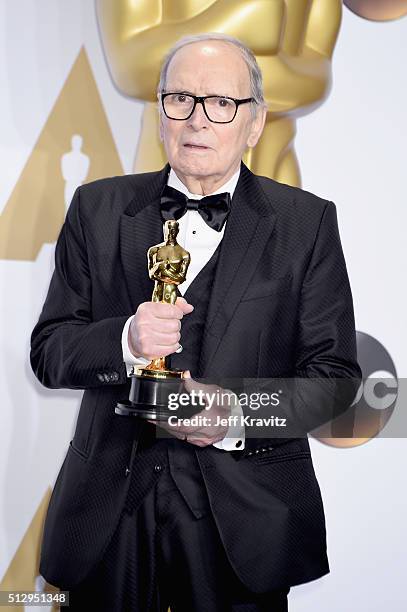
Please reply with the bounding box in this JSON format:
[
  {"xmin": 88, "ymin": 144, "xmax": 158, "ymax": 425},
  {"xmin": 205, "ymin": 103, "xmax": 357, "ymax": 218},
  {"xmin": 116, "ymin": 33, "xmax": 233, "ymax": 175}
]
[{"xmin": 116, "ymin": 220, "xmax": 193, "ymax": 419}]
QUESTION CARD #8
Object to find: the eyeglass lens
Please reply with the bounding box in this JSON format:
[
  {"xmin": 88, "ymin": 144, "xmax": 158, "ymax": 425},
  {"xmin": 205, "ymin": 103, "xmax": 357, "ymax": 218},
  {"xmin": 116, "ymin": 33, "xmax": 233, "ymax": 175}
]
[{"xmin": 163, "ymin": 94, "xmax": 237, "ymax": 122}]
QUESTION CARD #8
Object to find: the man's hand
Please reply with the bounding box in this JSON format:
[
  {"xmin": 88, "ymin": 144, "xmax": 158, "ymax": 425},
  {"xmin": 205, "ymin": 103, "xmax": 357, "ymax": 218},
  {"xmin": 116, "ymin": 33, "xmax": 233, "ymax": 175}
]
[
  {"xmin": 128, "ymin": 296, "xmax": 193, "ymax": 360},
  {"xmin": 148, "ymin": 371, "xmax": 234, "ymax": 447}
]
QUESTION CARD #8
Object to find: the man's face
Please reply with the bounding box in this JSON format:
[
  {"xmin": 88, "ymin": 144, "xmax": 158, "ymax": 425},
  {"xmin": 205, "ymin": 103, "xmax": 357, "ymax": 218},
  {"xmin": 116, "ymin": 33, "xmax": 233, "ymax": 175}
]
[{"xmin": 159, "ymin": 41, "xmax": 266, "ymax": 188}]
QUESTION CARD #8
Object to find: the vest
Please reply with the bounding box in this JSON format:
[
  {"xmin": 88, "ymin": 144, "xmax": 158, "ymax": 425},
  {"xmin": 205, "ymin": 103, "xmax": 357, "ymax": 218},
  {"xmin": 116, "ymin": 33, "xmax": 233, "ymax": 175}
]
[{"xmin": 124, "ymin": 244, "xmax": 221, "ymax": 519}]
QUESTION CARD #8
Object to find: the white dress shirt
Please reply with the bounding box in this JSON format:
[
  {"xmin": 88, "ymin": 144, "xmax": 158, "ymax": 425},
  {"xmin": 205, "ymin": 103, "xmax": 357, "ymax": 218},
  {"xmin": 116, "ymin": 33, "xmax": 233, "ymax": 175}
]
[{"xmin": 121, "ymin": 167, "xmax": 245, "ymax": 450}]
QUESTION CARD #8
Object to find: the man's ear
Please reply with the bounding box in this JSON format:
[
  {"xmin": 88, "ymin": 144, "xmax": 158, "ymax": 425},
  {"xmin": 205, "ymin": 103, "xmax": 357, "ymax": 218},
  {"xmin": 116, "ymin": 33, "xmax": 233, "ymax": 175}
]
[{"xmin": 247, "ymin": 105, "xmax": 267, "ymax": 148}]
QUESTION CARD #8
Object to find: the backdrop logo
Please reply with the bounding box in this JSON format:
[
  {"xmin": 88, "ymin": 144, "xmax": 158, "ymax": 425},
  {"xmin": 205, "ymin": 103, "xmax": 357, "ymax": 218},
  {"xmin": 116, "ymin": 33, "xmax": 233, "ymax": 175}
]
[
  {"xmin": 312, "ymin": 331, "xmax": 398, "ymax": 448},
  {"xmin": 0, "ymin": 489, "xmax": 59, "ymax": 601},
  {"xmin": 0, "ymin": 47, "xmax": 123, "ymax": 261},
  {"xmin": 344, "ymin": 0, "xmax": 407, "ymax": 21}
]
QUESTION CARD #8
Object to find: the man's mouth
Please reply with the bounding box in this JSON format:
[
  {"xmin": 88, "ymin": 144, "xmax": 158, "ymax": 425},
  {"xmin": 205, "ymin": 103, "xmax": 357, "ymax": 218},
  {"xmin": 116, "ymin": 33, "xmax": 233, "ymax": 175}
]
[{"xmin": 183, "ymin": 143, "xmax": 209, "ymax": 150}]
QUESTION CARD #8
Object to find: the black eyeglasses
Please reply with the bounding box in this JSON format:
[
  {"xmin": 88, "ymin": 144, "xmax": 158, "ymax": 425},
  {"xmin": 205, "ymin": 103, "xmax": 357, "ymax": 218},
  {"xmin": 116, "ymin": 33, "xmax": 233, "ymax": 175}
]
[{"xmin": 160, "ymin": 92, "xmax": 255, "ymax": 124}]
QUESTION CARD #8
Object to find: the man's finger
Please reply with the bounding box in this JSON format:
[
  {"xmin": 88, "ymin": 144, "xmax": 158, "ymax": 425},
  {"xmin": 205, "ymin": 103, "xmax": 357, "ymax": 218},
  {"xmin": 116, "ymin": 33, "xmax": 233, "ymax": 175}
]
[
  {"xmin": 150, "ymin": 300, "xmax": 194, "ymax": 319},
  {"xmin": 175, "ymin": 296, "xmax": 194, "ymax": 314},
  {"xmin": 147, "ymin": 329, "xmax": 181, "ymax": 346},
  {"xmin": 182, "ymin": 375, "xmax": 216, "ymax": 394},
  {"xmin": 149, "ymin": 302, "xmax": 185, "ymax": 319}
]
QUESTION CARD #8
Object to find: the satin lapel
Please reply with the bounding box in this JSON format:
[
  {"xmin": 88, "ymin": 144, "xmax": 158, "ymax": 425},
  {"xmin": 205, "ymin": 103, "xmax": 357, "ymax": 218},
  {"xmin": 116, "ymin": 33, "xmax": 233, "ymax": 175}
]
[
  {"xmin": 199, "ymin": 163, "xmax": 277, "ymax": 377},
  {"xmin": 119, "ymin": 165, "xmax": 169, "ymax": 310}
]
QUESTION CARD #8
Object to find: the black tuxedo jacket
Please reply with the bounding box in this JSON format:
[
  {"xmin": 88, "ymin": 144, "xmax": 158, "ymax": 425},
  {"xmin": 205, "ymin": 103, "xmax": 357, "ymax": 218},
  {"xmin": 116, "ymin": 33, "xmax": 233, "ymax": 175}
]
[{"xmin": 30, "ymin": 162, "xmax": 361, "ymax": 592}]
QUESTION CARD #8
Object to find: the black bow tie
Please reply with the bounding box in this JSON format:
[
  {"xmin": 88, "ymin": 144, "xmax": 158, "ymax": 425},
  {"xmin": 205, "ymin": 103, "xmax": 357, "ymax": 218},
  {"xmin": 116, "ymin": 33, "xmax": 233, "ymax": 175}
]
[{"xmin": 160, "ymin": 184, "xmax": 231, "ymax": 232}]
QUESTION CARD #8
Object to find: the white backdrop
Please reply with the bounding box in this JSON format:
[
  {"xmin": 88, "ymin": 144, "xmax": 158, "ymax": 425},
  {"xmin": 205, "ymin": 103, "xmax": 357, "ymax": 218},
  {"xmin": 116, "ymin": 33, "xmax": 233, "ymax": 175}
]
[{"xmin": 0, "ymin": 2, "xmax": 406, "ymax": 610}]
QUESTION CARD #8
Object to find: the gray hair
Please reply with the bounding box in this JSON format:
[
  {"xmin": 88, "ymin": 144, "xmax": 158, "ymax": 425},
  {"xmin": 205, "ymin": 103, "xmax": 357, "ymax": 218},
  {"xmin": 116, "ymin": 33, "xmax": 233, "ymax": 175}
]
[{"xmin": 157, "ymin": 33, "xmax": 266, "ymax": 116}]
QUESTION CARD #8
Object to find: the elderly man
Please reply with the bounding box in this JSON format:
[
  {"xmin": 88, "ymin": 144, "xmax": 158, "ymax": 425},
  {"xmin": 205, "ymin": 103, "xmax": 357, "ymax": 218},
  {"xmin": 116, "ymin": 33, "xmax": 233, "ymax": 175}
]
[{"xmin": 31, "ymin": 34, "xmax": 361, "ymax": 611}]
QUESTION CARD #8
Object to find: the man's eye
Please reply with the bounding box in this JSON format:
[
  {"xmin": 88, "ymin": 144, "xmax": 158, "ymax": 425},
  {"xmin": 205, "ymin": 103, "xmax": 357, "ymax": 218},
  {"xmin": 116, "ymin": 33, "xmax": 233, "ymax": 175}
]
[
  {"xmin": 217, "ymin": 97, "xmax": 232, "ymax": 107},
  {"xmin": 176, "ymin": 94, "xmax": 187, "ymax": 103}
]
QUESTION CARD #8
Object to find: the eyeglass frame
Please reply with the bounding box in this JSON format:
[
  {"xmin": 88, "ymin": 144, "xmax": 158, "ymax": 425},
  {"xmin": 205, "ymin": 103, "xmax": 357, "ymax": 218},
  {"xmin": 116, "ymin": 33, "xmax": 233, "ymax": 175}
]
[{"xmin": 160, "ymin": 92, "xmax": 256, "ymax": 124}]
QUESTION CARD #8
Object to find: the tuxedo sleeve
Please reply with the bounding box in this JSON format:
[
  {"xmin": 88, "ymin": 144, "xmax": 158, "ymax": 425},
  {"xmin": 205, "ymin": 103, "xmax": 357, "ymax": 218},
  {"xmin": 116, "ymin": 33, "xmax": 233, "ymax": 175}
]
[
  {"xmin": 30, "ymin": 186, "xmax": 129, "ymax": 390},
  {"xmin": 239, "ymin": 200, "xmax": 362, "ymax": 445}
]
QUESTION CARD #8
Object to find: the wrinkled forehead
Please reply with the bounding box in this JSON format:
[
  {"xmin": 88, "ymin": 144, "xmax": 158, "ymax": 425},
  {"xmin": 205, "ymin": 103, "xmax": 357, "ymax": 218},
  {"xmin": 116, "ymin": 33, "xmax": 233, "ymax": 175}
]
[{"xmin": 165, "ymin": 41, "xmax": 251, "ymax": 97}]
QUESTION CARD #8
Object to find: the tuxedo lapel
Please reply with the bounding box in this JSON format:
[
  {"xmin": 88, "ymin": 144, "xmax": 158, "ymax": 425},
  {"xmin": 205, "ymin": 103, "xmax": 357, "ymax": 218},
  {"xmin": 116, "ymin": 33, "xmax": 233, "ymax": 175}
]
[
  {"xmin": 199, "ymin": 162, "xmax": 277, "ymax": 377},
  {"xmin": 119, "ymin": 165, "xmax": 169, "ymax": 310}
]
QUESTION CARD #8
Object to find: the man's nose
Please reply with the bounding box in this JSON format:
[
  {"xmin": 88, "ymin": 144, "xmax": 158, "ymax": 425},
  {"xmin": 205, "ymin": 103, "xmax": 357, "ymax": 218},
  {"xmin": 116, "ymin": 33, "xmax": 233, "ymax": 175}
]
[{"xmin": 187, "ymin": 101, "xmax": 210, "ymax": 129}]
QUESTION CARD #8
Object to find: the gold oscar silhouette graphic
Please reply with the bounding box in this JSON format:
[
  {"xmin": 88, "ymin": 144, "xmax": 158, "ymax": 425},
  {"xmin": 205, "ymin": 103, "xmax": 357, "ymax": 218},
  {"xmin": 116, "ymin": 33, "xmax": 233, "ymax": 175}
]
[
  {"xmin": 0, "ymin": 48, "xmax": 123, "ymax": 262},
  {"xmin": 0, "ymin": 488, "xmax": 61, "ymax": 608},
  {"xmin": 96, "ymin": 0, "xmax": 341, "ymax": 186}
]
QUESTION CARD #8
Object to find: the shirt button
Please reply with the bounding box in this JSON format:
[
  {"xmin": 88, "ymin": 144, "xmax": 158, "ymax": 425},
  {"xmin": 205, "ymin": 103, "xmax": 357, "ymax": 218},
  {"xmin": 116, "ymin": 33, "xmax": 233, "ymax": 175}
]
[
  {"xmin": 235, "ymin": 440, "xmax": 242, "ymax": 448},
  {"xmin": 154, "ymin": 464, "xmax": 163, "ymax": 473}
]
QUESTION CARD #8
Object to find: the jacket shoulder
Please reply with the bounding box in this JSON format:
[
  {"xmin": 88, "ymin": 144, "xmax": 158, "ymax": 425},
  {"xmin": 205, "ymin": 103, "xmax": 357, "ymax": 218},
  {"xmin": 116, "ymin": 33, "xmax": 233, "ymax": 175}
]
[
  {"xmin": 79, "ymin": 171, "xmax": 160, "ymax": 202},
  {"xmin": 255, "ymin": 174, "xmax": 331, "ymax": 216},
  {"xmin": 66, "ymin": 170, "xmax": 165, "ymax": 223}
]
